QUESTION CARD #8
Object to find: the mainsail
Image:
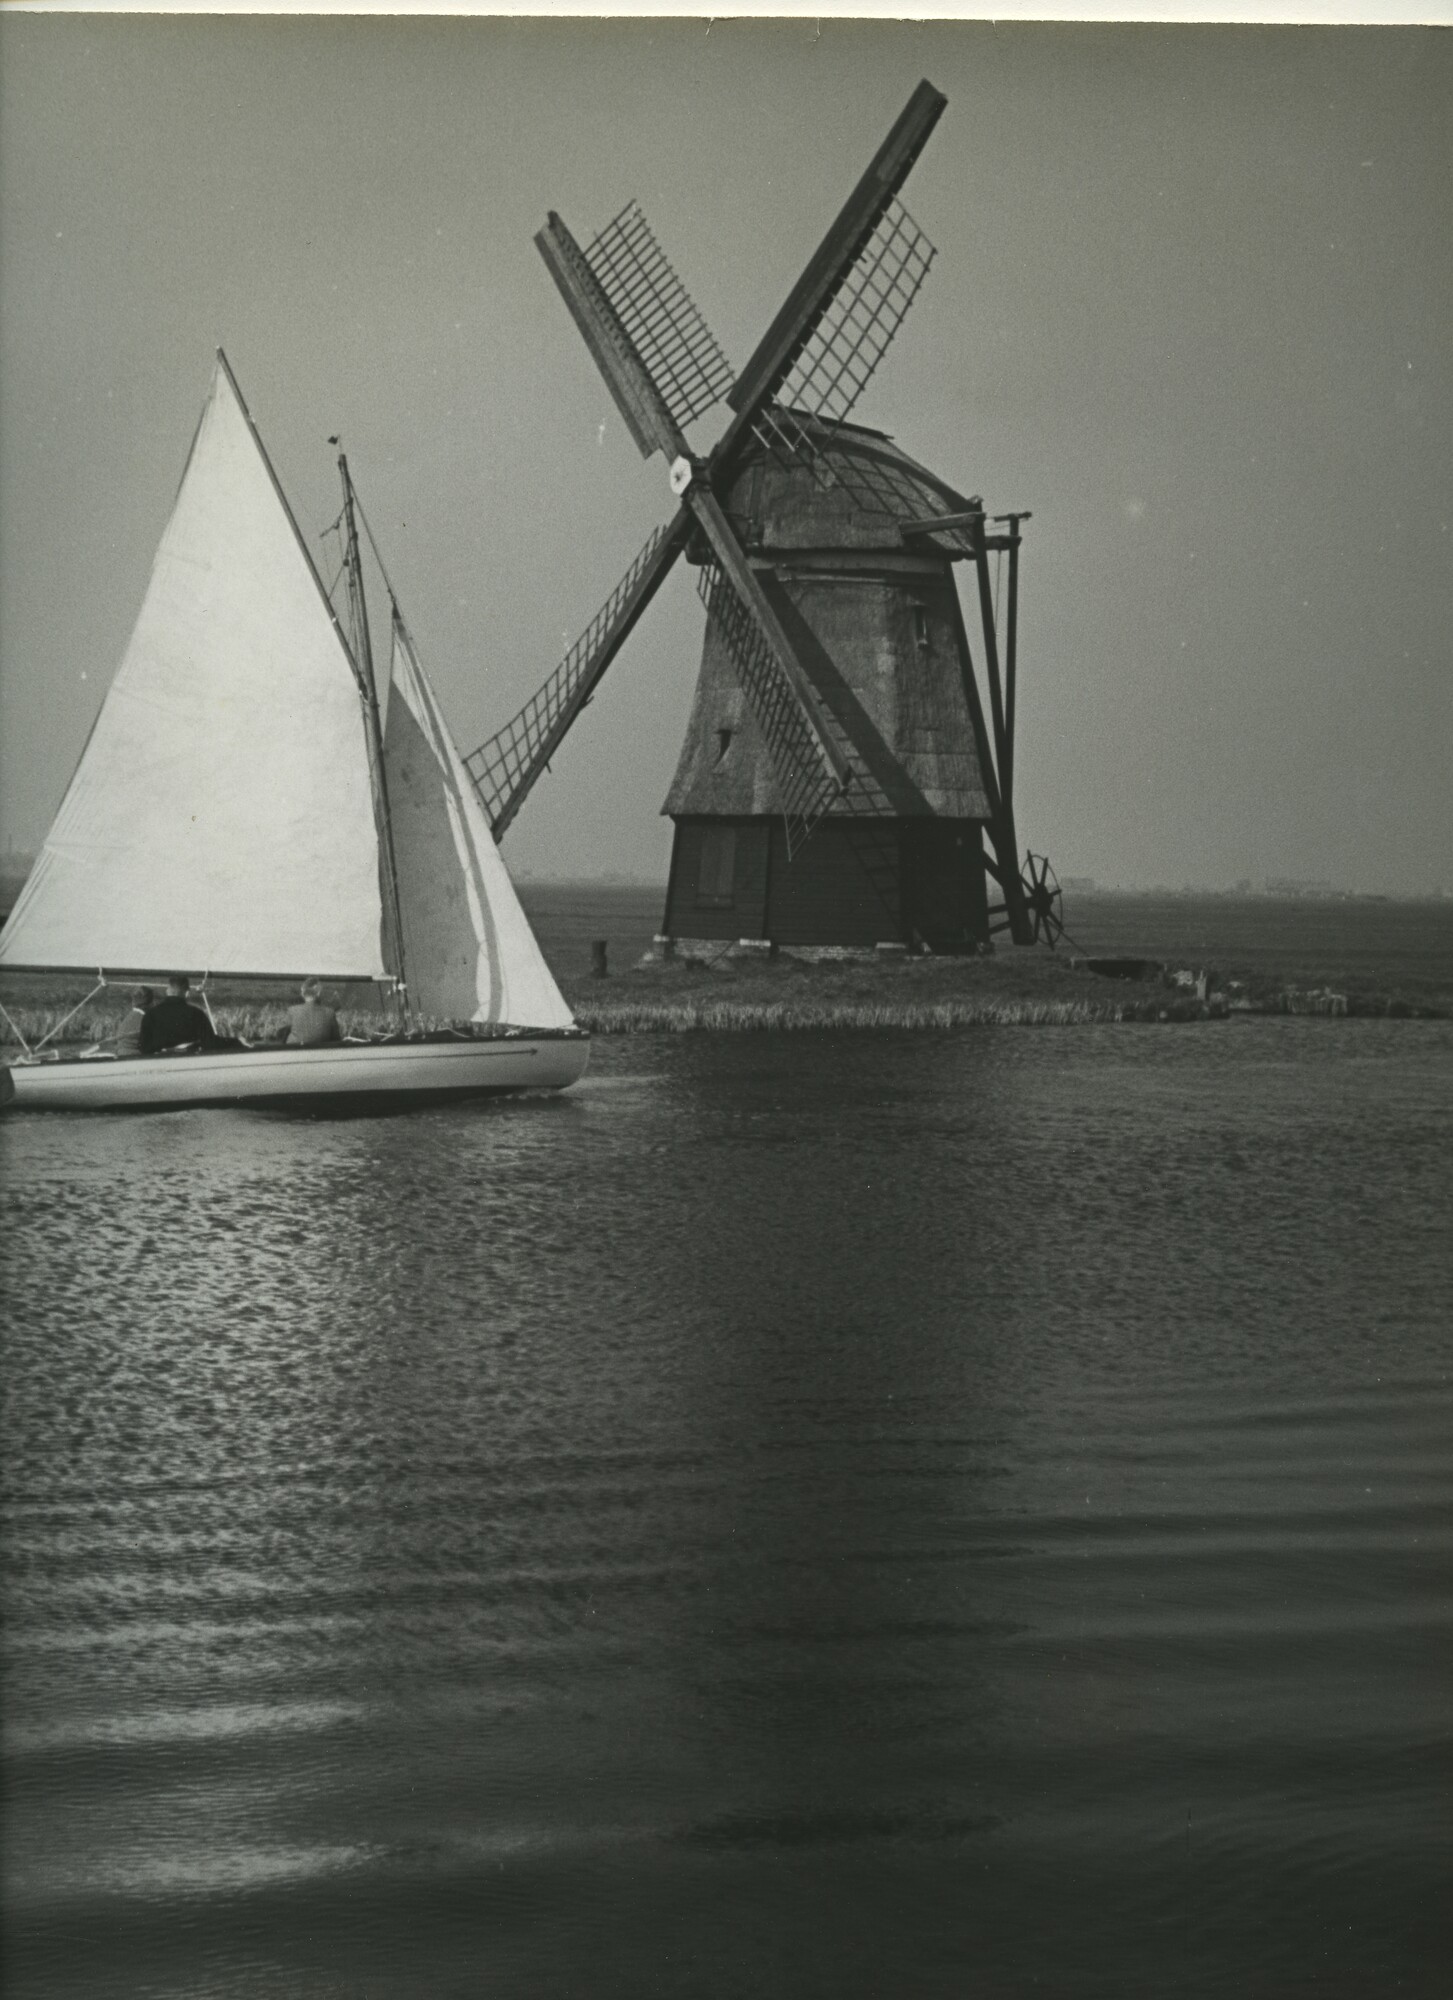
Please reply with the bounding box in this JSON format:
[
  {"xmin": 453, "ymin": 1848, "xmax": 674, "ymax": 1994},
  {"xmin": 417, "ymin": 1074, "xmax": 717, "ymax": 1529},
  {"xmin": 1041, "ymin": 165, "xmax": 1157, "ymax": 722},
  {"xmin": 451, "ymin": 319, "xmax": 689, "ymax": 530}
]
[
  {"xmin": 1, "ymin": 354, "xmax": 576, "ymax": 1036},
  {"xmin": 0, "ymin": 356, "xmax": 387, "ymax": 979},
  {"xmin": 384, "ymin": 616, "xmax": 573, "ymax": 1030}
]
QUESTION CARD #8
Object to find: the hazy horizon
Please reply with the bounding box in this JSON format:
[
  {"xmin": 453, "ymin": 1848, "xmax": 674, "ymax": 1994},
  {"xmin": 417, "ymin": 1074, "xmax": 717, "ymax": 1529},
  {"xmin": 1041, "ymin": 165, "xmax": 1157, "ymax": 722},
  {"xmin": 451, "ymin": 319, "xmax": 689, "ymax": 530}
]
[{"xmin": 1, "ymin": 19, "xmax": 1449, "ymax": 894}]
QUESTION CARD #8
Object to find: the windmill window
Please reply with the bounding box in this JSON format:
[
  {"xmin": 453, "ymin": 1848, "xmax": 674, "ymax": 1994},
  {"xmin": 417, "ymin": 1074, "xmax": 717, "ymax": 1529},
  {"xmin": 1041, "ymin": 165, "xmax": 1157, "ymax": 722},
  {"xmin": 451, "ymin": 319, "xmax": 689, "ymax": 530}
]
[
  {"xmin": 911, "ymin": 604, "xmax": 929, "ymax": 650},
  {"xmin": 715, "ymin": 728, "xmax": 733, "ymax": 764},
  {"xmin": 696, "ymin": 825, "xmax": 736, "ymax": 907}
]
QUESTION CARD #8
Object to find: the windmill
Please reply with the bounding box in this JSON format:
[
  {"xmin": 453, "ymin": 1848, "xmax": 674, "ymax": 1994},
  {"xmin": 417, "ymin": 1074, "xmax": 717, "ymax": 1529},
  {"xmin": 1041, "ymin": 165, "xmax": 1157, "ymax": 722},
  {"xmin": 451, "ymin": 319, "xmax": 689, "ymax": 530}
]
[{"xmin": 466, "ymin": 80, "xmax": 1063, "ymax": 954}]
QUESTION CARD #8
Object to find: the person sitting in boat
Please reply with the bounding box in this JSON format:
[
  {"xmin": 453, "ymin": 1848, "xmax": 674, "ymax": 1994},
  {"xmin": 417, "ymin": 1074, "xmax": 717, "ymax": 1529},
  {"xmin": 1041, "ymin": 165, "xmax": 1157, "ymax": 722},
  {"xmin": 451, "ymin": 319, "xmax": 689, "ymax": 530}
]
[
  {"xmin": 285, "ymin": 978, "xmax": 341, "ymax": 1048},
  {"xmin": 140, "ymin": 974, "xmax": 218, "ymax": 1054},
  {"xmin": 113, "ymin": 986, "xmax": 156, "ymax": 1057}
]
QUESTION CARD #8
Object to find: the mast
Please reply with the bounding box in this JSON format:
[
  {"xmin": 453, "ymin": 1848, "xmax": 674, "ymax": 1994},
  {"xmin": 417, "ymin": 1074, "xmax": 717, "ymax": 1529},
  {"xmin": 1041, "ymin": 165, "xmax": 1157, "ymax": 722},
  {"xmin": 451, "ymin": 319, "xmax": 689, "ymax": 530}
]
[{"xmin": 337, "ymin": 446, "xmax": 409, "ymax": 1022}]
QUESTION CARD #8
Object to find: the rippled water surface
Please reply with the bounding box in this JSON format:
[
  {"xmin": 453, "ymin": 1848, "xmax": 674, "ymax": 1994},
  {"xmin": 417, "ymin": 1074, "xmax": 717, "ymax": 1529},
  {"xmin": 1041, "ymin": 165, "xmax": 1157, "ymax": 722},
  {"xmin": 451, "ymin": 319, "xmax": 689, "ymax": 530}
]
[{"xmin": 3, "ymin": 1022, "xmax": 1451, "ymax": 1997}]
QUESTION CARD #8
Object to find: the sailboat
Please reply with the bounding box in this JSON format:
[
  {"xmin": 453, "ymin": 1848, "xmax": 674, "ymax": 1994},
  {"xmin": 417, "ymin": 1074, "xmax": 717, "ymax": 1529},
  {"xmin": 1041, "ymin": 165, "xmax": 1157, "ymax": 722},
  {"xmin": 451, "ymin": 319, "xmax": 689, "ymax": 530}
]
[{"xmin": 0, "ymin": 353, "xmax": 589, "ymax": 1112}]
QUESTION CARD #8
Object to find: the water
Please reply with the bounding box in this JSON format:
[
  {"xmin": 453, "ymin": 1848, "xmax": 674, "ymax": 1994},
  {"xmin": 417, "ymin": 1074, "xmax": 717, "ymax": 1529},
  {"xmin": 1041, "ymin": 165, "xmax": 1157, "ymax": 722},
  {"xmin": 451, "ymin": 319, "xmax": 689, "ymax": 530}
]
[{"xmin": 3, "ymin": 1022, "xmax": 1451, "ymax": 1997}]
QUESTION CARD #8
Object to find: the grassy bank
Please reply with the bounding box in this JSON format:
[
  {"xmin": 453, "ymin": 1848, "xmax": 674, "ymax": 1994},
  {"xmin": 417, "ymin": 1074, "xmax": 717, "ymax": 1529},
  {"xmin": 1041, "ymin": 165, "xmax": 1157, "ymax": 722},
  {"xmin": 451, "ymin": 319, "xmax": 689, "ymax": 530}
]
[
  {"xmin": 559, "ymin": 946, "xmax": 1447, "ymax": 1033},
  {"xmin": 563, "ymin": 951, "xmax": 1148, "ymax": 1031}
]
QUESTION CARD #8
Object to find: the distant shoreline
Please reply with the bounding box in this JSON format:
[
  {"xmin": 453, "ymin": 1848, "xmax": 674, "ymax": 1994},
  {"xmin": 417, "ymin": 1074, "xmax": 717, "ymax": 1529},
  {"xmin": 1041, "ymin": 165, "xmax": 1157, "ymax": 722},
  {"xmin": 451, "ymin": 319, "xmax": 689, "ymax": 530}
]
[{"xmin": 5, "ymin": 865, "xmax": 1452, "ymax": 921}]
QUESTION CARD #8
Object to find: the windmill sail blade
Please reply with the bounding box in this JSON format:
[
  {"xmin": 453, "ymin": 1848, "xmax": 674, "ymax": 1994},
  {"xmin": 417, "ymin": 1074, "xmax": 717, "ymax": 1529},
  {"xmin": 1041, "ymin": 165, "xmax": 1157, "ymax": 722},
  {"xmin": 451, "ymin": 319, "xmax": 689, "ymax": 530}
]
[
  {"xmin": 696, "ymin": 563, "xmax": 839, "ymax": 853},
  {"xmin": 465, "ymin": 514, "xmax": 688, "ymax": 838},
  {"xmin": 584, "ymin": 203, "xmax": 735, "ymax": 430},
  {"xmin": 715, "ymin": 79, "xmax": 947, "ymax": 467},
  {"xmin": 536, "ymin": 212, "xmax": 688, "ymax": 463},
  {"xmin": 755, "ymin": 198, "xmax": 935, "ymax": 457}
]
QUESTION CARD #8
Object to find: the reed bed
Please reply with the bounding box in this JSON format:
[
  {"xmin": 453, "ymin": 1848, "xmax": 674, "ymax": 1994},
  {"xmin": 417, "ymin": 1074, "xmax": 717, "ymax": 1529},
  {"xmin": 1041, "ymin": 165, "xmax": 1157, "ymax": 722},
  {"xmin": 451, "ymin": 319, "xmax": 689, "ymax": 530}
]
[
  {"xmin": 568, "ymin": 993, "xmax": 1446, "ymax": 1031},
  {"xmin": 572, "ymin": 996, "xmax": 1133, "ymax": 1032}
]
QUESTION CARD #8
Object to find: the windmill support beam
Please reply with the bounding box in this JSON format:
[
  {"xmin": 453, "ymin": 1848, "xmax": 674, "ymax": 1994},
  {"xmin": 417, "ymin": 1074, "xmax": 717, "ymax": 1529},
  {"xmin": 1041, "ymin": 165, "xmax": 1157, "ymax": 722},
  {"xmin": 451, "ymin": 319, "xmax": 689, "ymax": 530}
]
[
  {"xmin": 971, "ymin": 536, "xmax": 1011, "ymax": 816},
  {"xmin": 948, "ymin": 578, "xmax": 1031, "ymax": 946},
  {"xmin": 899, "ymin": 509, "xmax": 984, "ymax": 537},
  {"xmin": 1004, "ymin": 532, "xmax": 1021, "ymax": 800},
  {"xmin": 992, "ymin": 512, "xmax": 1030, "ymax": 797}
]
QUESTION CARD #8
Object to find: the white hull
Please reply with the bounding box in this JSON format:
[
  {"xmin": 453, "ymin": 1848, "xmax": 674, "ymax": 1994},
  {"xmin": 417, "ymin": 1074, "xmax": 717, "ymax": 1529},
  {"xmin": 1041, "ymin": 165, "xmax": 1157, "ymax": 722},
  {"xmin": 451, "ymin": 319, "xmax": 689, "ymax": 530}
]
[{"xmin": 1, "ymin": 1035, "xmax": 589, "ymax": 1113}]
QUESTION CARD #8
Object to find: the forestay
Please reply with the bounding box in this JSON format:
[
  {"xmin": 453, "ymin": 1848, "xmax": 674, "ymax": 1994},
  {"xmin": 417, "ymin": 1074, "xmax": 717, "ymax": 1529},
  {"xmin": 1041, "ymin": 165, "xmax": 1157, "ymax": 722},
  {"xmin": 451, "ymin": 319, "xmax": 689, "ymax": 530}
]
[
  {"xmin": 0, "ymin": 359, "xmax": 387, "ymax": 978},
  {"xmin": 385, "ymin": 619, "xmax": 573, "ymax": 1030}
]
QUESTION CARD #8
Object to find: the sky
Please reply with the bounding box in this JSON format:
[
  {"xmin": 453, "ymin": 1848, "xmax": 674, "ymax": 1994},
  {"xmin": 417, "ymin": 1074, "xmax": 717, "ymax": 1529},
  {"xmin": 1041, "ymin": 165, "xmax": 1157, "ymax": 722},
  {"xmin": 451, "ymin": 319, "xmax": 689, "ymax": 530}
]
[{"xmin": 0, "ymin": 17, "xmax": 1448, "ymax": 891}]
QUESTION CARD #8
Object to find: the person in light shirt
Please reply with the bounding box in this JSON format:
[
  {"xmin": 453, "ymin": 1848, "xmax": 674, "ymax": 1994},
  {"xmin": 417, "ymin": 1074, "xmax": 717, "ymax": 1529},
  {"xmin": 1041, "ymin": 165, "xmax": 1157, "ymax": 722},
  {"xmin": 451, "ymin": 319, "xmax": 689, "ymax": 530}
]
[
  {"xmin": 285, "ymin": 979, "xmax": 341, "ymax": 1048},
  {"xmin": 113, "ymin": 986, "xmax": 155, "ymax": 1057}
]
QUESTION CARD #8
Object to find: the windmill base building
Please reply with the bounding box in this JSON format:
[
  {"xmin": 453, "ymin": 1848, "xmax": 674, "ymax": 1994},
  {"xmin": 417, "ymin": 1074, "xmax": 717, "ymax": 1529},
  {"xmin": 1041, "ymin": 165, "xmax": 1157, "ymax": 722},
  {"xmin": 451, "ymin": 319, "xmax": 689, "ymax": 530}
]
[{"xmin": 660, "ymin": 420, "xmax": 997, "ymax": 954}]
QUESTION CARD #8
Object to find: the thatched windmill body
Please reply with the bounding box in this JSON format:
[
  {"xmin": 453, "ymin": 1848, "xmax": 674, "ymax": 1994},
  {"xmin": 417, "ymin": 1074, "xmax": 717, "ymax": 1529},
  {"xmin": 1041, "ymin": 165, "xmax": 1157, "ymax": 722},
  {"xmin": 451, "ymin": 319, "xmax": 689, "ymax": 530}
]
[{"xmin": 467, "ymin": 82, "xmax": 1062, "ymax": 953}]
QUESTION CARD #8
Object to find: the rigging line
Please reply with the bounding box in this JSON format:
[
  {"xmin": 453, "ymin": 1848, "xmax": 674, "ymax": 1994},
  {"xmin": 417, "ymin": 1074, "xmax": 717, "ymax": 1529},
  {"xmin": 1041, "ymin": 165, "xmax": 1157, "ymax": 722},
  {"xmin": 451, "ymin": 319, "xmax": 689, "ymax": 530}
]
[
  {"xmin": 194, "ymin": 972, "xmax": 219, "ymax": 1032},
  {"xmin": 318, "ymin": 519, "xmax": 348, "ymax": 607},
  {"xmin": 30, "ymin": 974, "xmax": 108, "ymax": 1055},
  {"xmin": 352, "ymin": 485, "xmax": 430, "ymax": 708},
  {"xmin": 0, "ymin": 998, "xmax": 34, "ymax": 1056},
  {"xmin": 350, "ymin": 486, "xmax": 409, "ymax": 632}
]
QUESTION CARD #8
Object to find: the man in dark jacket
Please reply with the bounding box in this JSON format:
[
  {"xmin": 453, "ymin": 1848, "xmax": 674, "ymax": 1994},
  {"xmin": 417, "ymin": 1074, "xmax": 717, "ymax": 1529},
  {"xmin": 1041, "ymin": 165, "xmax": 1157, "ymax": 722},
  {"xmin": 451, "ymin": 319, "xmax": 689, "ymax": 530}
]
[{"xmin": 140, "ymin": 975, "xmax": 218, "ymax": 1054}]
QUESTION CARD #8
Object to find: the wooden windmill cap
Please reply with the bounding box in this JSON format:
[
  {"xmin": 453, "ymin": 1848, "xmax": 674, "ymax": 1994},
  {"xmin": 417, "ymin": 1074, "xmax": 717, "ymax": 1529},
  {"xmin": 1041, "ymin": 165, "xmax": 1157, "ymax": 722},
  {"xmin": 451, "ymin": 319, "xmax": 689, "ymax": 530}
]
[{"xmin": 722, "ymin": 415, "xmax": 978, "ymax": 558}]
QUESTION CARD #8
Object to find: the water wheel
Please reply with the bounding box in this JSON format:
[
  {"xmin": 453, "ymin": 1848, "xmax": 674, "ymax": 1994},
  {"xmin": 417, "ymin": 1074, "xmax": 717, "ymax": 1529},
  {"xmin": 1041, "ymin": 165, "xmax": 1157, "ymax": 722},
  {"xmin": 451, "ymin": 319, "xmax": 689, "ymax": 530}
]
[{"xmin": 1021, "ymin": 852, "xmax": 1065, "ymax": 948}]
